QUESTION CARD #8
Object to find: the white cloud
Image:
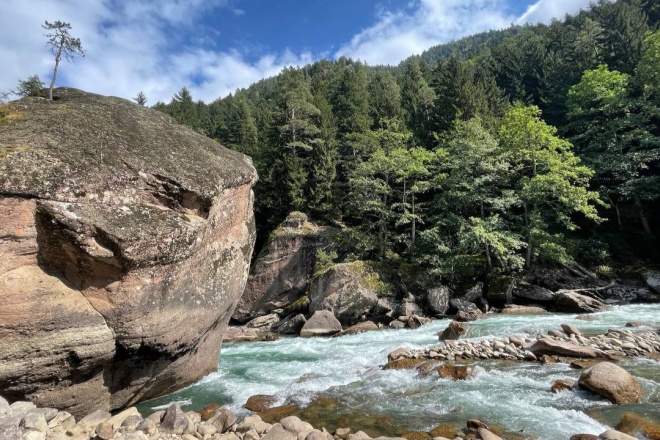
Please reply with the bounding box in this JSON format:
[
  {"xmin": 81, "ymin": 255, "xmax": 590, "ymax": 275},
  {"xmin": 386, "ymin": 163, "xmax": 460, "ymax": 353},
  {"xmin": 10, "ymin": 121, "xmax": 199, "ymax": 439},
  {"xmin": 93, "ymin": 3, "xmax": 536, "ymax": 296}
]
[
  {"xmin": 0, "ymin": 0, "xmax": 309, "ymax": 103},
  {"xmin": 334, "ymin": 0, "xmax": 595, "ymax": 66},
  {"xmin": 517, "ymin": 0, "xmax": 593, "ymax": 25},
  {"xmin": 0, "ymin": 0, "xmax": 597, "ymax": 104}
]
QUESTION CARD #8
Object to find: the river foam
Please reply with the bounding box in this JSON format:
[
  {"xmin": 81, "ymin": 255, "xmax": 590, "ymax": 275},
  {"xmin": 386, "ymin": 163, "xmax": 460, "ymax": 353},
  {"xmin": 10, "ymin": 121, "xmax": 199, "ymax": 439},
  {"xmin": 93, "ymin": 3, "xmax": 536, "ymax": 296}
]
[{"xmin": 139, "ymin": 304, "xmax": 660, "ymax": 440}]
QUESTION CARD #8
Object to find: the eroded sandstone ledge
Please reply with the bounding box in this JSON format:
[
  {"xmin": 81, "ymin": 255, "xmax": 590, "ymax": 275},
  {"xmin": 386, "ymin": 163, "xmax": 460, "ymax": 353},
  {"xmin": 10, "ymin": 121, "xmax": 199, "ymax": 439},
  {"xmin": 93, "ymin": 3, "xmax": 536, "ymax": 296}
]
[{"xmin": 0, "ymin": 88, "xmax": 258, "ymax": 416}]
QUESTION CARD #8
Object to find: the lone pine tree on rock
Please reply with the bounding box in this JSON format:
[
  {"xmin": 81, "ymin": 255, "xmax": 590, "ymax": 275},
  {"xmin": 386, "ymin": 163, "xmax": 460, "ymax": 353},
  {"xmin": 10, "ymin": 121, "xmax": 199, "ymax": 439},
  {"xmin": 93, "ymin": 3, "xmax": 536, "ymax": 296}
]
[{"xmin": 43, "ymin": 20, "xmax": 85, "ymax": 100}]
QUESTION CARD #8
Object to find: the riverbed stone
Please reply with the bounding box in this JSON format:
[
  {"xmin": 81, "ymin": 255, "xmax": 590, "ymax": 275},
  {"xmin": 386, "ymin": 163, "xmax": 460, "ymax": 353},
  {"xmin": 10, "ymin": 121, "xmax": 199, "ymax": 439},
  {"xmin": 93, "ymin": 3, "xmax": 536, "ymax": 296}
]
[
  {"xmin": 529, "ymin": 338, "xmax": 605, "ymax": 358},
  {"xmin": 551, "ymin": 379, "xmax": 575, "ymax": 393},
  {"xmin": 95, "ymin": 421, "xmax": 114, "ymax": 440},
  {"xmin": 579, "ymin": 362, "xmax": 642, "ymax": 404},
  {"xmin": 263, "ymin": 424, "xmax": 298, "ymax": 440},
  {"xmin": 161, "ymin": 404, "xmax": 188, "ymax": 434},
  {"xmin": 281, "ymin": 416, "xmax": 314, "ymax": 434},
  {"xmin": 334, "ymin": 321, "xmax": 379, "ymax": 337},
  {"xmin": 278, "ymin": 314, "xmax": 308, "ymax": 335},
  {"xmin": 137, "ymin": 418, "xmax": 157, "ymax": 435},
  {"xmin": 438, "ymin": 364, "xmax": 473, "ymax": 380},
  {"xmin": 246, "ymin": 314, "xmax": 280, "ymax": 329},
  {"xmin": 245, "ymin": 395, "xmax": 278, "ymax": 413},
  {"xmin": 554, "ymin": 291, "xmax": 608, "ymax": 313},
  {"xmin": 599, "ymin": 430, "xmax": 638, "ymax": 440},
  {"xmin": 438, "ymin": 321, "xmax": 466, "ymax": 342},
  {"xmin": 561, "ymin": 324, "xmax": 582, "ymax": 336},
  {"xmin": 300, "ymin": 310, "xmax": 342, "ymax": 337},
  {"xmin": 477, "ymin": 427, "xmax": 502, "ymax": 440},
  {"xmin": 570, "ymin": 435, "xmax": 598, "ymax": 440}
]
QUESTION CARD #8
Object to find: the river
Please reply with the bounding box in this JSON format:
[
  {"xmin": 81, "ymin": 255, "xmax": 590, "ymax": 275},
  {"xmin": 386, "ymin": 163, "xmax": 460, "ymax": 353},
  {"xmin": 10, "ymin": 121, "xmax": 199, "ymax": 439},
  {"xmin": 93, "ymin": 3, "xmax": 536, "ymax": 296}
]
[{"xmin": 138, "ymin": 304, "xmax": 660, "ymax": 440}]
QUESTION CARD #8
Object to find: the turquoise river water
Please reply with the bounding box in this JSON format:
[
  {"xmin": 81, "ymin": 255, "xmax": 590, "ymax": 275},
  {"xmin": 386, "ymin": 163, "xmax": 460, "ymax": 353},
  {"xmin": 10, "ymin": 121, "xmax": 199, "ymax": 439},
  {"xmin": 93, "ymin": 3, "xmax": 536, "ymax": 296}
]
[{"xmin": 138, "ymin": 304, "xmax": 660, "ymax": 440}]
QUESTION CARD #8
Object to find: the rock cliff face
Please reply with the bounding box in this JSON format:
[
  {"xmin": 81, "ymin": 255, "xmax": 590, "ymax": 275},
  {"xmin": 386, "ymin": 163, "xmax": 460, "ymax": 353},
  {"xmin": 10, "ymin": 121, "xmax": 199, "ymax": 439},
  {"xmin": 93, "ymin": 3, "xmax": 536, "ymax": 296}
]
[
  {"xmin": 0, "ymin": 89, "xmax": 257, "ymax": 416},
  {"xmin": 232, "ymin": 212, "xmax": 333, "ymax": 322}
]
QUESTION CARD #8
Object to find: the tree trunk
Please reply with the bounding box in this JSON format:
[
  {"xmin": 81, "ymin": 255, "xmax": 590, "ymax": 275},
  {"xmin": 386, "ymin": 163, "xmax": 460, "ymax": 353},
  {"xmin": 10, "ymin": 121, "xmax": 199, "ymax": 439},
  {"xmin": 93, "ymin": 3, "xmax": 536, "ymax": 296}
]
[
  {"xmin": 634, "ymin": 197, "xmax": 652, "ymax": 235},
  {"xmin": 48, "ymin": 45, "xmax": 63, "ymax": 101},
  {"xmin": 481, "ymin": 202, "xmax": 492, "ymax": 270},
  {"xmin": 524, "ymin": 203, "xmax": 532, "ymax": 269},
  {"xmin": 411, "ymin": 190, "xmax": 416, "ymax": 256},
  {"xmin": 607, "ymin": 195, "xmax": 623, "ymax": 232}
]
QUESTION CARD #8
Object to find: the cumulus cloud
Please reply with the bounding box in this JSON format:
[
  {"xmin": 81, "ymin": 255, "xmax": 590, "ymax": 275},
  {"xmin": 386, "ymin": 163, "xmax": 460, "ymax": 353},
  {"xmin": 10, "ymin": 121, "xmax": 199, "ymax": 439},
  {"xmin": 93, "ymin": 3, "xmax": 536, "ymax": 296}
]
[
  {"xmin": 335, "ymin": 0, "xmax": 514, "ymax": 66},
  {"xmin": 0, "ymin": 0, "xmax": 310, "ymax": 103},
  {"xmin": 334, "ymin": 0, "xmax": 596, "ymax": 66},
  {"xmin": 0, "ymin": 0, "xmax": 597, "ymax": 104}
]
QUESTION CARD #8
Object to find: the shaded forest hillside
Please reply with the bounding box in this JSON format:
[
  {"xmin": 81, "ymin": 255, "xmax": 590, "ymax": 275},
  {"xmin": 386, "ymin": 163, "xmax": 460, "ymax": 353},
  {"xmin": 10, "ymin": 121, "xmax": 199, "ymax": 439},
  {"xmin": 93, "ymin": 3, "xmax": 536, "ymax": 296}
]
[{"xmin": 153, "ymin": 0, "xmax": 660, "ymax": 284}]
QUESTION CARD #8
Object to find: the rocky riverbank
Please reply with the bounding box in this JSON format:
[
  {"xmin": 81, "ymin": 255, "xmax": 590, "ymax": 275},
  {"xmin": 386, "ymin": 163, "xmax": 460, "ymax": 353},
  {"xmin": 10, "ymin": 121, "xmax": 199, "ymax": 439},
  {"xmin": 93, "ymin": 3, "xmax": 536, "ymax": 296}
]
[{"xmin": 3, "ymin": 393, "xmax": 658, "ymax": 440}]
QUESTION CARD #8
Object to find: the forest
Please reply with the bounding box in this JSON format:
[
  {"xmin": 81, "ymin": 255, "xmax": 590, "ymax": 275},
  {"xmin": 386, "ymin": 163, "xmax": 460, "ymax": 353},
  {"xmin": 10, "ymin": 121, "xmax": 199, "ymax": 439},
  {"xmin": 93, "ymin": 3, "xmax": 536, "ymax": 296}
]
[{"xmin": 153, "ymin": 0, "xmax": 660, "ymax": 285}]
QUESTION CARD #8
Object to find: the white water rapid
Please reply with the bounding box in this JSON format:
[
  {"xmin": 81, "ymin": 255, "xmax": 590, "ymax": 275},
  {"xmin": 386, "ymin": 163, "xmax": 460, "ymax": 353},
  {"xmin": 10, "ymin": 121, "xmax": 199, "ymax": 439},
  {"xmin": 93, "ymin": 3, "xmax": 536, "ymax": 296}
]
[{"xmin": 139, "ymin": 304, "xmax": 660, "ymax": 440}]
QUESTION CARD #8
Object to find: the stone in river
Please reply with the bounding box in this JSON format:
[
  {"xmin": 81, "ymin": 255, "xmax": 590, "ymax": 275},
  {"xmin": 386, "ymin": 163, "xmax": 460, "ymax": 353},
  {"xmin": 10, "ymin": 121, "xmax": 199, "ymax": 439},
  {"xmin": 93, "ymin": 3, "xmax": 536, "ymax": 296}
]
[
  {"xmin": 438, "ymin": 321, "xmax": 466, "ymax": 342},
  {"xmin": 529, "ymin": 338, "xmax": 606, "ymax": 358},
  {"xmin": 300, "ymin": 310, "xmax": 342, "ymax": 337},
  {"xmin": 598, "ymin": 430, "xmax": 638, "ymax": 440},
  {"xmin": 561, "ymin": 323, "xmax": 582, "ymax": 336},
  {"xmin": 578, "ymin": 362, "xmax": 642, "ymax": 404},
  {"xmin": 245, "ymin": 395, "xmax": 278, "ymax": 413},
  {"xmin": 478, "ymin": 427, "xmax": 503, "ymax": 440},
  {"xmin": 570, "ymin": 435, "xmax": 598, "ymax": 440},
  {"xmin": 551, "ymin": 379, "xmax": 575, "ymax": 393}
]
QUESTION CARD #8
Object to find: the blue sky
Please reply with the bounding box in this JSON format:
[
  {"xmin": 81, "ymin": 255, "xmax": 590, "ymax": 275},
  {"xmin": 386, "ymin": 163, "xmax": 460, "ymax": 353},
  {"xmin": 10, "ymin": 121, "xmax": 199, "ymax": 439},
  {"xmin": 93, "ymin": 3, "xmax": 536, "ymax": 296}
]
[{"xmin": 0, "ymin": 0, "xmax": 593, "ymax": 103}]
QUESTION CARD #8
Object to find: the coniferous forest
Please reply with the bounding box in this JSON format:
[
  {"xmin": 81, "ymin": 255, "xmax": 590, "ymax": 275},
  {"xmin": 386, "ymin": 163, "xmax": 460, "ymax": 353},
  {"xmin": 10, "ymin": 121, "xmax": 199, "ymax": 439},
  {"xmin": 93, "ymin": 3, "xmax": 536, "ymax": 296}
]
[{"xmin": 153, "ymin": 0, "xmax": 660, "ymax": 285}]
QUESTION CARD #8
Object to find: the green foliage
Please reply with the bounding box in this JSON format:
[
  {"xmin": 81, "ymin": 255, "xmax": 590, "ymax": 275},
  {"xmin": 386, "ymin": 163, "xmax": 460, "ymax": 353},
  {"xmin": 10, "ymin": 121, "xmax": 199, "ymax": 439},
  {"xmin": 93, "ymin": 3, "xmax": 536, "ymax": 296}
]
[
  {"xmin": 16, "ymin": 75, "xmax": 44, "ymax": 97},
  {"xmin": 152, "ymin": 0, "xmax": 659, "ymax": 279}
]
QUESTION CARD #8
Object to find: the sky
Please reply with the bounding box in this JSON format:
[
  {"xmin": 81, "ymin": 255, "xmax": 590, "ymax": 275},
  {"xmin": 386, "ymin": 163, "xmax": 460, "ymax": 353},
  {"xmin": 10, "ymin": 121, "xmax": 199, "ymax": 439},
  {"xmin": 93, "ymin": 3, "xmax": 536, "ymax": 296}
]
[{"xmin": 0, "ymin": 0, "xmax": 593, "ymax": 104}]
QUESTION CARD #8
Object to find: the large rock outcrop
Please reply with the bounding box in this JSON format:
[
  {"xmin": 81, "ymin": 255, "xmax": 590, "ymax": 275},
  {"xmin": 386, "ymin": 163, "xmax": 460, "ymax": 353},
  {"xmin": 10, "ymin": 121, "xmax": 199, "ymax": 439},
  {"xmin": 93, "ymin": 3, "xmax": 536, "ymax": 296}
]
[
  {"xmin": 233, "ymin": 212, "xmax": 333, "ymax": 322},
  {"xmin": 0, "ymin": 89, "xmax": 257, "ymax": 416},
  {"xmin": 308, "ymin": 261, "xmax": 396, "ymax": 325}
]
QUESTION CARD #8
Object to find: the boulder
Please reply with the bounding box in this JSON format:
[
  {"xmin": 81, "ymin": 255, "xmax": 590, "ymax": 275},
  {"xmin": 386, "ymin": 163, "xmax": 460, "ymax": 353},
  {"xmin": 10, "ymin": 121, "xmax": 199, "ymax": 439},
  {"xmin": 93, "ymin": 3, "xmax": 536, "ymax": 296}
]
[
  {"xmin": 570, "ymin": 435, "xmax": 599, "ymax": 440},
  {"xmin": 513, "ymin": 282, "xmax": 555, "ymax": 302},
  {"xmin": 334, "ymin": 321, "xmax": 379, "ymax": 337},
  {"xmin": 501, "ymin": 304, "xmax": 547, "ymax": 314},
  {"xmin": 643, "ymin": 270, "xmax": 660, "ymax": 295},
  {"xmin": 561, "ymin": 323, "xmax": 581, "ymax": 336},
  {"xmin": 161, "ymin": 404, "xmax": 188, "ymax": 435},
  {"xmin": 234, "ymin": 212, "xmax": 335, "ymax": 321},
  {"xmin": 551, "ymin": 379, "xmax": 575, "ymax": 393},
  {"xmin": 388, "ymin": 320, "xmax": 406, "ymax": 330},
  {"xmin": 438, "ymin": 321, "xmax": 466, "ymax": 342},
  {"xmin": 528, "ymin": 339, "xmax": 606, "ymax": 358},
  {"xmin": 308, "ymin": 261, "xmax": 395, "ymax": 325},
  {"xmin": 407, "ymin": 315, "xmax": 430, "ymax": 330},
  {"xmin": 578, "ymin": 362, "xmax": 642, "ymax": 404},
  {"xmin": 0, "ymin": 416, "xmax": 20, "ymax": 440},
  {"xmin": 277, "ymin": 314, "xmax": 307, "ymax": 335},
  {"xmin": 244, "ymin": 395, "xmax": 277, "ymax": 413},
  {"xmin": 437, "ymin": 364, "xmax": 474, "ymax": 380},
  {"xmin": 246, "ymin": 314, "xmax": 280, "ymax": 329},
  {"xmin": 485, "ymin": 276, "xmax": 515, "ymax": 308},
  {"xmin": 223, "ymin": 327, "xmax": 260, "ymax": 343},
  {"xmin": 461, "ymin": 282, "xmax": 484, "ymax": 303},
  {"xmin": 449, "ymin": 299, "xmax": 484, "ymax": 321},
  {"xmin": 477, "ymin": 428, "xmax": 502, "ymax": 440},
  {"xmin": 263, "ymin": 424, "xmax": 297, "ymax": 440},
  {"xmin": 426, "ymin": 287, "xmax": 450, "ymax": 315},
  {"xmin": 554, "ymin": 291, "xmax": 608, "ymax": 313},
  {"xmin": 398, "ymin": 293, "xmax": 423, "ymax": 318},
  {"xmin": 0, "ymin": 89, "xmax": 257, "ymax": 416},
  {"xmin": 598, "ymin": 430, "xmax": 638, "ymax": 440},
  {"xmin": 388, "ymin": 348, "xmax": 413, "ymax": 362},
  {"xmin": 300, "ymin": 311, "xmax": 342, "ymax": 337}
]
